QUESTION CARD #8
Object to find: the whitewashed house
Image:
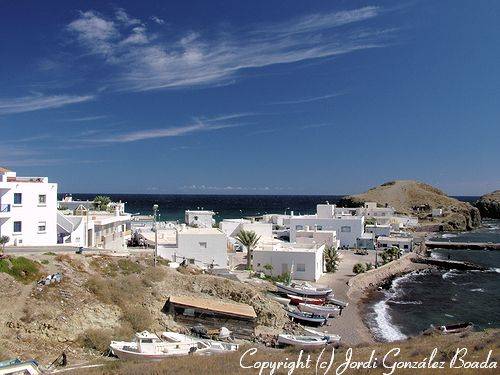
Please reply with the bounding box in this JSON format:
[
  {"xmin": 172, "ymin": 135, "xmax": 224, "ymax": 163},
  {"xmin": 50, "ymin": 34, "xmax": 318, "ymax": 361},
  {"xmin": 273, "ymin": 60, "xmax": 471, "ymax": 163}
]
[
  {"xmin": 219, "ymin": 218, "xmax": 273, "ymax": 239},
  {"xmin": 0, "ymin": 167, "xmax": 57, "ymax": 246},
  {"xmin": 295, "ymin": 227, "xmax": 339, "ymax": 248},
  {"xmin": 289, "ymin": 204, "xmax": 364, "ymax": 248},
  {"xmin": 365, "ymin": 224, "xmax": 391, "ymax": 238},
  {"xmin": 377, "ymin": 236, "xmax": 413, "ymax": 251},
  {"xmin": 185, "ymin": 210, "xmax": 215, "ymax": 228},
  {"xmin": 253, "ymin": 242, "xmax": 325, "ymax": 281}
]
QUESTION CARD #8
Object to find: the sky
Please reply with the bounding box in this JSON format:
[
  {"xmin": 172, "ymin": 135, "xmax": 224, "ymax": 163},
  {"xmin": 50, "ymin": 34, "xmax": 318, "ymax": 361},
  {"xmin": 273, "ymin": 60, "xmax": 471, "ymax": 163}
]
[{"xmin": 1, "ymin": 0, "xmax": 499, "ymax": 196}]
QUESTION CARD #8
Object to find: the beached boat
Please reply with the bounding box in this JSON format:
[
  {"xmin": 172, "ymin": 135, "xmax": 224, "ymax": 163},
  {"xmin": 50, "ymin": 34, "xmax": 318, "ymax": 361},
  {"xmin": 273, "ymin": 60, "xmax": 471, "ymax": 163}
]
[
  {"xmin": 325, "ymin": 296, "xmax": 348, "ymax": 308},
  {"xmin": 110, "ymin": 331, "xmax": 199, "ymax": 360},
  {"xmin": 266, "ymin": 293, "xmax": 291, "ymax": 306},
  {"xmin": 161, "ymin": 332, "xmax": 238, "ymax": 355},
  {"xmin": 298, "ymin": 303, "xmax": 339, "ymax": 318},
  {"xmin": 0, "ymin": 358, "xmax": 41, "ymax": 375},
  {"xmin": 287, "ymin": 310, "xmax": 328, "ymax": 326},
  {"xmin": 302, "ymin": 327, "xmax": 341, "ymax": 344},
  {"xmin": 435, "ymin": 322, "xmax": 473, "ymax": 334},
  {"xmin": 277, "ymin": 334, "xmax": 328, "ymax": 348},
  {"xmin": 287, "ymin": 294, "xmax": 324, "ymax": 306},
  {"xmin": 276, "ymin": 282, "xmax": 332, "ymax": 297}
]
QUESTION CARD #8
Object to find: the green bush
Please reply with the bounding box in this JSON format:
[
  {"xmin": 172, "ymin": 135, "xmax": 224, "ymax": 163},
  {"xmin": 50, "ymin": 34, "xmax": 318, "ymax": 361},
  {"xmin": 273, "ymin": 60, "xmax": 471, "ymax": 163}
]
[
  {"xmin": 353, "ymin": 263, "xmax": 366, "ymax": 274},
  {"xmin": 117, "ymin": 259, "xmax": 144, "ymax": 275},
  {"xmin": 365, "ymin": 262, "xmax": 373, "ymax": 271},
  {"xmin": 0, "ymin": 256, "xmax": 41, "ymax": 283}
]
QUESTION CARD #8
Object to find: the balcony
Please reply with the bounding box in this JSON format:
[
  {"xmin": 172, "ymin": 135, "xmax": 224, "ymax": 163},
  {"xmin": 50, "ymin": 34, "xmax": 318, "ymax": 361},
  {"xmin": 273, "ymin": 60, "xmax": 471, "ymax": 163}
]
[{"xmin": 0, "ymin": 204, "xmax": 11, "ymax": 217}]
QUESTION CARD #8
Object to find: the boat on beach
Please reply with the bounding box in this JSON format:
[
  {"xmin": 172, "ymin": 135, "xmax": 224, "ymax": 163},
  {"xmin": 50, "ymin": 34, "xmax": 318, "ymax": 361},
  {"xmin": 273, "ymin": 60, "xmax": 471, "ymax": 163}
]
[
  {"xmin": 266, "ymin": 292, "xmax": 291, "ymax": 306},
  {"xmin": 287, "ymin": 294, "xmax": 325, "ymax": 305},
  {"xmin": 298, "ymin": 303, "xmax": 339, "ymax": 317},
  {"xmin": 430, "ymin": 322, "xmax": 474, "ymax": 335},
  {"xmin": 276, "ymin": 282, "xmax": 332, "ymax": 297},
  {"xmin": 302, "ymin": 327, "xmax": 341, "ymax": 343},
  {"xmin": 277, "ymin": 334, "xmax": 328, "ymax": 348},
  {"xmin": 110, "ymin": 330, "xmax": 238, "ymax": 361},
  {"xmin": 287, "ymin": 310, "xmax": 328, "ymax": 326},
  {"xmin": 326, "ymin": 296, "xmax": 348, "ymax": 308}
]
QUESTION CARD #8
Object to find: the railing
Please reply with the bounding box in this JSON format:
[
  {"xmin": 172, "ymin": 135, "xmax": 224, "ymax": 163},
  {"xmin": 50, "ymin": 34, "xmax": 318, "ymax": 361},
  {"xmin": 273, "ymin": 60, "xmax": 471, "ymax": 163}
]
[{"xmin": 0, "ymin": 204, "xmax": 11, "ymax": 212}]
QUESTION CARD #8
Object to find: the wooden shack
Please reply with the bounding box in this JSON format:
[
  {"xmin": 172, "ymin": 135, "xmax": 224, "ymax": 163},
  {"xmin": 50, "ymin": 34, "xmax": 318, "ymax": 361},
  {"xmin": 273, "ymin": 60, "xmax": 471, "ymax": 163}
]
[{"xmin": 164, "ymin": 295, "xmax": 257, "ymax": 339}]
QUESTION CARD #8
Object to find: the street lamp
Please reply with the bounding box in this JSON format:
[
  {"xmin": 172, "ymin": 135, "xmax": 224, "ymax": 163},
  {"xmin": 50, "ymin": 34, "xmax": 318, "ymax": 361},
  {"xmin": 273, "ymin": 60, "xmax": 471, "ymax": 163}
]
[{"xmin": 153, "ymin": 204, "xmax": 159, "ymax": 267}]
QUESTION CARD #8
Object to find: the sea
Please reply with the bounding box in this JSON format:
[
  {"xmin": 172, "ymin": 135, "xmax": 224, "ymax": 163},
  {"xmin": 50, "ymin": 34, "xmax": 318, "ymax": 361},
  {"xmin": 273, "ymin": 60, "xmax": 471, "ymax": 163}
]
[
  {"xmin": 61, "ymin": 193, "xmax": 499, "ymax": 340},
  {"xmin": 365, "ymin": 219, "xmax": 500, "ymax": 342}
]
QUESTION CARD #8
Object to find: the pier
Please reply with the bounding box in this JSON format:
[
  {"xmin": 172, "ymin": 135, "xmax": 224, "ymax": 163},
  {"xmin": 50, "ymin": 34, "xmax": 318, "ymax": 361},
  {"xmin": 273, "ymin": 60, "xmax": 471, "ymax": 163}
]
[{"xmin": 425, "ymin": 241, "xmax": 500, "ymax": 250}]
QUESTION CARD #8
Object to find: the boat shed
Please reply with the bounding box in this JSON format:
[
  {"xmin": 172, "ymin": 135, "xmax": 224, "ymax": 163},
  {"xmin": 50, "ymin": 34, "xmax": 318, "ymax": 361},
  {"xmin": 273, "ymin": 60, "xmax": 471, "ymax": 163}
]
[{"xmin": 164, "ymin": 296, "xmax": 257, "ymax": 339}]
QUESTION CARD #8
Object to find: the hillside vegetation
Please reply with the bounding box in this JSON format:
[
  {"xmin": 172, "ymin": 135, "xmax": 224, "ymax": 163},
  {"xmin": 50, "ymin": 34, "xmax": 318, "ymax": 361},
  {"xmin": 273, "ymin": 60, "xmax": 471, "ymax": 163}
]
[
  {"xmin": 340, "ymin": 180, "xmax": 481, "ymax": 231},
  {"xmin": 475, "ymin": 190, "xmax": 500, "ymax": 219}
]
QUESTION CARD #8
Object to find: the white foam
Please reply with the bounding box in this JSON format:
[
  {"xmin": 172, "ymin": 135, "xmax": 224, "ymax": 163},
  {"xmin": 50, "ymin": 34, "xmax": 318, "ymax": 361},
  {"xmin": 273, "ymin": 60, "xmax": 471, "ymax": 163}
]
[
  {"xmin": 372, "ymin": 295, "xmax": 407, "ymax": 342},
  {"xmin": 442, "ymin": 270, "xmax": 459, "ymax": 280},
  {"xmin": 388, "ymin": 300, "xmax": 422, "ymax": 305},
  {"xmin": 489, "ymin": 268, "xmax": 500, "ymax": 273},
  {"xmin": 469, "ymin": 288, "xmax": 485, "ymax": 292},
  {"xmin": 442, "ymin": 234, "xmax": 458, "ymax": 239}
]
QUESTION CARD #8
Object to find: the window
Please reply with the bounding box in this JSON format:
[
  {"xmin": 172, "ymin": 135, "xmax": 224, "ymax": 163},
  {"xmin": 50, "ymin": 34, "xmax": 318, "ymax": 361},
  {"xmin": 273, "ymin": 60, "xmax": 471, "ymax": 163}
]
[
  {"xmin": 295, "ymin": 225, "xmax": 303, "ymax": 230},
  {"xmin": 296, "ymin": 263, "xmax": 306, "ymax": 272},
  {"xmin": 403, "ymin": 245, "xmax": 409, "ymax": 249},
  {"xmin": 382, "ymin": 243, "xmax": 387, "ymax": 248},
  {"xmin": 38, "ymin": 221, "xmax": 46, "ymax": 232},
  {"xmin": 199, "ymin": 242, "xmax": 207, "ymax": 248},
  {"xmin": 316, "ymin": 225, "xmax": 323, "ymax": 230},
  {"xmin": 340, "ymin": 226, "xmax": 351, "ymax": 233},
  {"xmin": 14, "ymin": 193, "xmax": 22, "ymax": 205},
  {"xmin": 13, "ymin": 221, "xmax": 22, "ymax": 233},
  {"xmin": 189, "ymin": 258, "xmax": 195, "ymax": 265},
  {"xmin": 38, "ymin": 194, "xmax": 46, "ymax": 205}
]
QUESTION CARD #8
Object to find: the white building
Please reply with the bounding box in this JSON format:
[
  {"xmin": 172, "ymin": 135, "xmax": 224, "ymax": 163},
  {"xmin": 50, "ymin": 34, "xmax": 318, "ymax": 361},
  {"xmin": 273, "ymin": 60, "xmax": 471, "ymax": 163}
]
[
  {"xmin": 377, "ymin": 236, "xmax": 413, "ymax": 252},
  {"xmin": 139, "ymin": 225, "xmax": 229, "ymax": 269},
  {"xmin": 365, "ymin": 224, "xmax": 391, "ymax": 238},
  {"xmin": 185, "ymin": 210, "xmax": 215, "ymax": 228},
  {"xmin": 295, "ymin": 227, "xmax": 339, "ymax": 248},
  {"xmin": 0, "ymin": 168, "xmax": 57, "ymax": 246},
  {"xmin": 253, "ymin": 242, "xmax": 325, "ymax": 281},
  {"xmin": 432, "ymin": 208, "xmax": 443, "ymax": 217},
  {"xmin": 219, "ymin": 218, "xmax": 273, "ymax": 240},
  {"xmin": 289, "ymin": 204, "xmax": 364, "ymax": 248},
  {"xmin": 334, "ymin": 202, "xmax": 395, "ymax": 218},
  {"xmin": 57, "ymin": 201, "xmax": 132, "ymax": 250}
]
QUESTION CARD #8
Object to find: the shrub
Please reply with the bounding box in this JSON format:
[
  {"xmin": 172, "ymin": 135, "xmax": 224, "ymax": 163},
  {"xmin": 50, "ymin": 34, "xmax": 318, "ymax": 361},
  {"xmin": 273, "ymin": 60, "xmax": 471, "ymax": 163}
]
[
  {"xmin": 353, "ymin": 263, "xmax": 366, "ymax": 274},
  {"xmin": 365, "ymin": 262, "xmax": 373, "ymax": 271},
  {"xmin": 43, "ymin": 252, "xmax": 56, "ymax": 256},
  {"xmin": 0, "ymin": 256, "xmax": 41, "ymax": 283},
  {"xmin": 80, "ymin": 329, "xmax": 114, "ymax": 353},
  {"xmin": 41, "ymin": 259, "xmax": 49, "ymax": 265},
  {"xmin": 117, "ymin": 259, "xmax": 144, "ymax": 275},
  {"xmin": 122, "ymin": 305, "xmax": 153, "ymax": 332}
]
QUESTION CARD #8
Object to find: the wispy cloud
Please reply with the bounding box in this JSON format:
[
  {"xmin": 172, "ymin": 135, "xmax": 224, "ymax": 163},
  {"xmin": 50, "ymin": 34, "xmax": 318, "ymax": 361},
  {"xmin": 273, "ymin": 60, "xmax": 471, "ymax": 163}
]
[
  {"xmin": 0, "ymin": 93, "xmax": 94, "ymax": 115},
  {"xmin": 59, "ymin": 115, "xmax": 108, "ymax": 122},
  {"xmin": 300, "ymin": 123, "xmax": 330, "ymax": 129},
  {"xmin": 66, "ymin": 7, "xmax": 394, "ymax": 92},
  {"xmin": 95, "ymin": 121, "xmax": 239, "ymax": 143},
  {"xmin": 268, "ymin": 93, "xmax": 343, "ymax": 105}
]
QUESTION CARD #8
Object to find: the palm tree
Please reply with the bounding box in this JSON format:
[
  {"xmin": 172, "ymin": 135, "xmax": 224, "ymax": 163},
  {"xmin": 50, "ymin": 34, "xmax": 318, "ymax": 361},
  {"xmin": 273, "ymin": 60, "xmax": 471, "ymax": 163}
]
[
  {"xmin": 236, "ymin": 230, "xmax": 261, "ymax": 270},
  {"xmin": 324, "ymin": 245, "xmax": 340, "ymax": 273},
  {"xmin": 93, "ymin": 195, "xmax": 111, "ymax": 211}
]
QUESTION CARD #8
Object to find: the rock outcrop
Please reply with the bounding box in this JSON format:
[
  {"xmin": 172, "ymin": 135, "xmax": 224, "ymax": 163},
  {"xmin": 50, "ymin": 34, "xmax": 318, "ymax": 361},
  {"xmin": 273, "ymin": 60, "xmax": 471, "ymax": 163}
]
[
  {"xmin": 339, "ymin": 180, "xmax": 481, "ymax": 231},
  {"xmin": 474, "ymin": 190, "xmax": 500, "ymax": 219}
]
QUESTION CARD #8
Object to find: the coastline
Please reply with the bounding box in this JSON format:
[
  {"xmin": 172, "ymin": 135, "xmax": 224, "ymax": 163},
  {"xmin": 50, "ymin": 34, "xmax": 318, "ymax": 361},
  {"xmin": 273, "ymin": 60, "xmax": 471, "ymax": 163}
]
[{"xmin": 319, "ymin": 251, "xmax": 431, "ymax": 346}]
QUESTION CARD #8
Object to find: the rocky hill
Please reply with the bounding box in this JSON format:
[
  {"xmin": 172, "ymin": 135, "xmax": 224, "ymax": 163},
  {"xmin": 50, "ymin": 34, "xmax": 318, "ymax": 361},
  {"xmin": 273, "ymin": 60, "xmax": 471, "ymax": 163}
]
[
  {"xmin": 339, "ymin": 180, "xmax": 481, "ymax": 231},
  {"xmin": 475, "ymin": 190, "xmax": 500, "ymax": 219}
]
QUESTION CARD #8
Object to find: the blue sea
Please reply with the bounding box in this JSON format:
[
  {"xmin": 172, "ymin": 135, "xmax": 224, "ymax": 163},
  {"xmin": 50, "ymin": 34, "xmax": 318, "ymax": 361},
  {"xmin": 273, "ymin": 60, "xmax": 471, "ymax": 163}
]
[{"xmin": 366, "ymin": 219, "xmax": 500, "ymax": 341}]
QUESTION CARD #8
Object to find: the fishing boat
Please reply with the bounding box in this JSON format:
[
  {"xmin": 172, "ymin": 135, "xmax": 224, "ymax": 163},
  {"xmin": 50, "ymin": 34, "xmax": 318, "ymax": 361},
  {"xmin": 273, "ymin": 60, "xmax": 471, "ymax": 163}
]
[
  {"xmin": 276, "ymin": 282, "xmax": 332, "ymax": 297},
  {"xmin": 287, "ymin": 310, "xmax": 328, "ymax": 326},
  {"xmin": 0, "ymin": 358, "xmax": 41, "ymax": 375},
  {"xmin": 298, "ymin": 303, "xmax": 339, "ymax": 318},
  {"xmin": 161, "ymin": 332, "xmax": 238, "ymax": 354},
  {"xmin": 326, "ymin": 296, "xmax": 348, "ymax": 308},
  {"xmin": 303, "ymin": 327, "xmax": 341, "ymax": 344},
  {"xmin": 277, "ymin": 334, "xmax": 328, "ymax": 348},
  {"xmin": 287, "ymin": 294, "xmax": 324, "ymax": 306},
  {"xmin": 266, "ymin": 292, "xmax": 291, "ymax": 306},
  {"xmin": 110, "ymin": 331, "xmax": 199, "ymax": 360},
  {"xmin": 434, "ymin": 322, "xmax": 473, "ymax": 334}
]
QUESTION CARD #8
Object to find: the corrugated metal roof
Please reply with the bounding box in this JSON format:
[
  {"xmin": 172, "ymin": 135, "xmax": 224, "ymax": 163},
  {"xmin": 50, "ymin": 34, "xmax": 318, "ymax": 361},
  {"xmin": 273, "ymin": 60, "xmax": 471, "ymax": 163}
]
[{"xmin": 169, "ymin": 295, "xmax": 257, "ymax": 319}]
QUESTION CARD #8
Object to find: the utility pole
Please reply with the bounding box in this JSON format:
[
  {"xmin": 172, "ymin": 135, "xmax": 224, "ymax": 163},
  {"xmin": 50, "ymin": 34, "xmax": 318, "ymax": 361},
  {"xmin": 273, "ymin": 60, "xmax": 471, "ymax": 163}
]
[{"xmin": 153, "ymin": 204, "xmax": 158, "ymax": 267}]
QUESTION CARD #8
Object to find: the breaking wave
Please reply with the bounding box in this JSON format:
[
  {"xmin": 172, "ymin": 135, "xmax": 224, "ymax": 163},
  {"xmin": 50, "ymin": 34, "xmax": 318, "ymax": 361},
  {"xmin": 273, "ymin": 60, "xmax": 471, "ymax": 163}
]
[{"xmin": 372, "ymin": 295, "xmax": 408, "ymax": 342}]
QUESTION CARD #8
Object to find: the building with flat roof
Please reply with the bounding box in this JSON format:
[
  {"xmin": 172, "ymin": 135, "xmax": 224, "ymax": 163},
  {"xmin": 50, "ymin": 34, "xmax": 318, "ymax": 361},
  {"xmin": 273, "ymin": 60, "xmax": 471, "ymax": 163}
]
[
  {"xmin": 0, "ymin": 168, "xmax": 57, "ymax": 246},
  {"xmin": 185, "ymin": 210, "xmax": 215, "ymax": 228}
]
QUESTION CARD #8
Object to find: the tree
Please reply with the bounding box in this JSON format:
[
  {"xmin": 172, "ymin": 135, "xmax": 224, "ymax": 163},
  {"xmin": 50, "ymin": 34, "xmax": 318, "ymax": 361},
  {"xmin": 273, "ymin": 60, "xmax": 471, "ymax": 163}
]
[
  {"xmin": 381, "ymin": 246, "xmax": 401, "ymax": 264},
  {"xmin": 93, "ymin": 196, "xmax": 111, "ymax": 211},
  {"xmin": 353, "ymin": 262, "xmax": 366, "ymax": 274},
  {"xmin": 324, "ymin": 245, "xmax": 340, "ymax": 273},
  {"xmin": 236, "ymin": 230, "xmax": 261, "ymax": 270},
  {"xmin": 0, "ymin": 235, "xmax": 9, "ymax": 252}
]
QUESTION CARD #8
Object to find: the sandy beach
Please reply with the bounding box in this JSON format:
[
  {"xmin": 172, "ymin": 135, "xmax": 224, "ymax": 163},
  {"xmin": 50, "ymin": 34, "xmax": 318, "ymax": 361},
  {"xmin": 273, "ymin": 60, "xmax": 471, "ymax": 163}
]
[{"xmin": 319, "ymin": 250, "xmax": 429, "ymax": 346}]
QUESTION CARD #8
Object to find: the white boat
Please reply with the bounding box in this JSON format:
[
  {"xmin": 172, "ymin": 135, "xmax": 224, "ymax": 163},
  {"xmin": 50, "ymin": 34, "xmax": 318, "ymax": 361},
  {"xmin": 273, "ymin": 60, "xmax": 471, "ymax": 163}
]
[
  {"xmin": 326, "ymin": 296, "xmax": 348, "ymax": 308},
  {"xmin": 0, "ymin": 358, "xmax": 41, "ymax": 375},
  {"xmin": 277, "ymin": 334, "xmax": 328, "ymax": 348},
  {"xmin": 303, "ymin": 327, "xmax": 341, "ymax": 344},
  {"xmin": 161, "ymin": 331, "xmax": 239, "ymax": 355},
  {"xmin": 110, "ymin": 331, "xmax": 199, "ymax": 361},
  {"xmin": 276, "ymin": 282, "xmax": 332, "ymax": 297},
  {"xmin": 266, "ymin": 293, "xmax": 291, "ymax": 306},
  {"xmin": 298, "ymin": 303, "xmax": 339, "ymax": 318}
]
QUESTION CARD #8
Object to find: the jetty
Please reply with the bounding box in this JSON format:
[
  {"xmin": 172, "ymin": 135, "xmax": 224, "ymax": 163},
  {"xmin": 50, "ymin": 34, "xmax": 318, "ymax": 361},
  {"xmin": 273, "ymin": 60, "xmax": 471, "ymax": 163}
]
[
  {"xmin": 413, "ymin": 257, "xmax": 488, "ymax": 271},
  {"xmin": 425, "ymin": 240, "xmax": 500, "ymax": 250}
]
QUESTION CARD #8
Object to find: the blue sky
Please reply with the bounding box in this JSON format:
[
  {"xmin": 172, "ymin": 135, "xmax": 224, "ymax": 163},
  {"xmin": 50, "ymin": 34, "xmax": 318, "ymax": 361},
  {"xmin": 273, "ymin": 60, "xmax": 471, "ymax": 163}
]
[{"xmin": 1, "ymin": 0, "xmax": 499, "ymax": 195}]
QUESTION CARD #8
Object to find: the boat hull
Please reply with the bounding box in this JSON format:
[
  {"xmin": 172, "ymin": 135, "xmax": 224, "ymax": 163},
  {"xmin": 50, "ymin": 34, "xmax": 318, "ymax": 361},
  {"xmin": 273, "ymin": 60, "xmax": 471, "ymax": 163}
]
[
  {"xmin": 287, "ymin": 294, "xmax": 324, "ymax": 306},
  {"xmin": 287, "ymin": 311, "xmax": 327, "ymax": 326},
  {"xmin": 277, "ymin": 334, "xmax": 327, "ymax": 348},
  {"xmin": 299, "ymin": 303, "xmax": 339, "ymax": 317},
  {"xmin": 276, "ymin": 283, "xmax": 332, "ymax": 297}
]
